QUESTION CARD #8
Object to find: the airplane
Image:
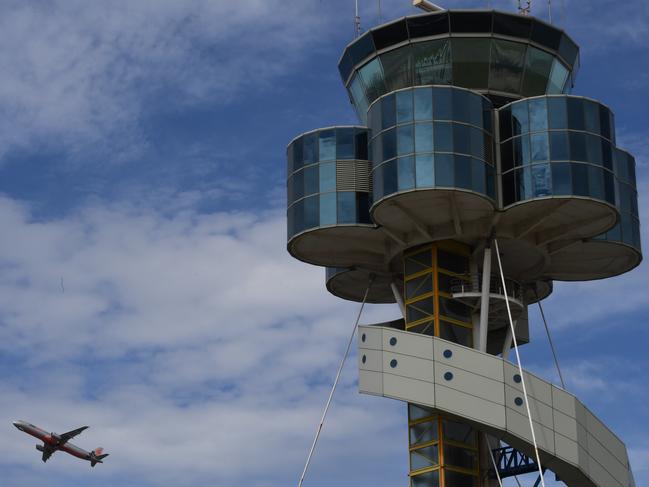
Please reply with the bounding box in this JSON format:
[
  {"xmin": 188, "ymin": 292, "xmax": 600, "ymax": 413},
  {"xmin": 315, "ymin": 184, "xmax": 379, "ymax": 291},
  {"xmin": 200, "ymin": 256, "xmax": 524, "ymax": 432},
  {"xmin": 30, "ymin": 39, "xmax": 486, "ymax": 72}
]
[{"xmin": 13, "ymin": 420, "xmax": 109, "ymax": 467}]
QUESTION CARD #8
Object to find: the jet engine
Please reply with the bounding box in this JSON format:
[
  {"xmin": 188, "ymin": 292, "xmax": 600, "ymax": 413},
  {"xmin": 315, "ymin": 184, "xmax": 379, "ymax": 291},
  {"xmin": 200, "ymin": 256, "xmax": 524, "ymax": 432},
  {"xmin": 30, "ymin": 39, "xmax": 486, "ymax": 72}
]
[{"xmin": 35, "ymin": 445, "xmax": 44, "ymax": 452}]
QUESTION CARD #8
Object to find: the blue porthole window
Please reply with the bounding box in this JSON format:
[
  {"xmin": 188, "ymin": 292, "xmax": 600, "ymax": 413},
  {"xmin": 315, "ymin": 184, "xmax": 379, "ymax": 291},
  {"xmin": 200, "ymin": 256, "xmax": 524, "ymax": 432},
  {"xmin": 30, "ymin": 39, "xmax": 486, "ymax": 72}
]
[
  {"xmin": 515, "ymin": 397, "xmax": 524, "ymax": 406},
  {"xmin": 390, "ymin": 359, "xmax": 398, "ymax": 368},
  {"xmin": 444, "ymin": 372, "xmax": 454, "ymax": 381},
  {"xmin": 443, "ymin": 349, "xmax": 453, "ymax": 358},
  {"xmin": 361, "ymin": 333, "xmax": 366, "ymax": 342},
  {"xmin": 389, "ymin": 337, "xmax": 397, "ymax": 346},
  {"xmin": 513, "ymin": 374, "xmax": 522, "ymax": 383},
  {"xmin": 362, "ymin": 355, "xmax": 367, "ymax": 364}
]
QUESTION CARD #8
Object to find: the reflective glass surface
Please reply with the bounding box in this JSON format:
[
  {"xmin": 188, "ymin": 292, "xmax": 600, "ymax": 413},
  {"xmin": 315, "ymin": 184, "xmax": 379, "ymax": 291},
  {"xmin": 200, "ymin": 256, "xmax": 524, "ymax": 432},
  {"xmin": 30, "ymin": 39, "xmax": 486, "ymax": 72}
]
[{"xmin": 369, "ymin": 86, "xmax": 495, "ymax": 203}]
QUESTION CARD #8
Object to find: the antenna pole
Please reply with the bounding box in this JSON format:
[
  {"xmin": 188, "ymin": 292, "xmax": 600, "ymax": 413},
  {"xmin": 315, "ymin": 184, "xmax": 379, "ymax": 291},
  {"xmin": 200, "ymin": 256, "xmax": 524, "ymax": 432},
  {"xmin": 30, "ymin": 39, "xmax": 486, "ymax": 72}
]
[
  {"xmin": 548, "ymin": 0, "xmax": 553, "ymax": 23},
  {"xmin": 354, "ymin": 0, "xmax": 361, "ymax": 37}
]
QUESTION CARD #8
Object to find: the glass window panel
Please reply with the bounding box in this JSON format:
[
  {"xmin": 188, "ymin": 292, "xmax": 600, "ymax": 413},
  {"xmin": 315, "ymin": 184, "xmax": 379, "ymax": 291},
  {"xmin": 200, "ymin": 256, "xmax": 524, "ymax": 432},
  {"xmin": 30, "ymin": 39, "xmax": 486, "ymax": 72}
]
[
  {"xmin": 552, "ymin": 162, "xmax": 572, "ymax": 195},
  {"xmin": 604, "ymin": 171, "xmax": 615, "ymax": 205},
  {"xmin": 433, "ymin": 88, "xmax": 453, "ymax": 120},
  {"xmin": 437, "ymin": 272, "xmax": 458, "ymax": 294},
  {"xmin": 409, "ymin": 403, "xmax": 435, "ymax": 421},
  {"xmin": 439, "ymin": 297, "xmax": 471, "ymax": 323},
  {"xmin": 452, "ymin": 90, "xmax": 472, "ymax": 125},
  {"xmin": 531, "ymin": 133, "xmax": 549, "ymax": 162},
  {"xmin": 550, "ymin": 132, "xmax": 569, "ymax": 160},
  {"xmin": 405, "ymin": 249, "xmax": 432, "ymax": 274},
  {"xmin": 349, "ymin": 75, "xmax": 369, "ymax": 122},
  {"xmin": 571, "ymin": 163, "xmax": 589, "ymax": 196},
  {"xmin": 416, "ymin": 154, "xmax": 435, "ymax": 188},
  {"xmin": 454, "ymin": 124, "xmax": 471, "ymax": 155},
  {"xmin": 398, "ymin": 124, "xmax": 415, "ymax": 156},
  {"xmin": 382, "ymin": 159, "xmax": 398, "ymax": 197},
  {"xmin": 482, "ymin": 99, "xmax": 493, "ymax": 133},
  {"xmin": 499, "ymin": 108, "xmax": 512, "ymax": 141},
  {"xmin": 291, "ymin": 138, "xmax": 304, "ymax": 171},
  {"xmin": 359, "ymin": 58, "xmax": 387, "ymax": 104},
  {"xmin": 532, "ymin": 163, "xmax": 552, "ymax": 196},
  {"xmin": 471, "ymin": 159, "xmax": 486, "ymax": 194},
  {"xmin": 335, "ymin": 129, "xmax": 354, "ymax": 160},
  {"xmin": 585, "ymin": 134, "xmax": 603, "ymax": 165},
  {"xmin": 368, "ymin": 103, "xmax": 381, "ymax": 135},
  {"xmin": 434, "ymin": 122, "xmax": 453, "ymax": 152},
  {"xmin": 450, "ymin": 11, "xmax": 492, "ymax": 33},
  {"xmin": 414, "ymin": 88, "xmax": 433, "ymax": 121},
  {"xmin": 373, "ymin": 162, "xmax": 384, "ymax": 200},
  {"xmin": 291, "ymin": 200, "xmax": 304, "ymax": 234},
  {"xmin": 531, "ymin": 18, "xmax": 562, "ymax": 50},
  {"xmin": 372, "ymin": 19, "xmax": 409, "ymax": 50},
  {"xmin": 599, "ymin": 104, "xmax": 612, "ymax": 140},
  {"xmin": 338, "ymin": 50, "xmax": 354, "ymax": 84},
  {"xmin": 356, "ymin": 193, "xmax": 370, "ymax": 224},
  {"xmin": 583, "ymin": 100, "xmax": 601, "ymax": 135},
  {"xmin": 501, "ymin": 140, "xmax": 513, "ymax": 172},
  {"xmin": 570, "ymin": 132, "xmax": 587, "ymax": 162},
  {"xmin": 528, "ymin": 98, "xmax": 548, "ymax": 132},
  {"xmin": 444, "ymin": 470, "xmax": 478, "ymax": 487},
  {"xmin": 439, "ymin": 321, "xmax": 472, "ymax": 347},
  {"xmin": 382, "ymin": 93, "xmax": 396, "ymax": 129},
  {"xmin": 548, "ymin": 97, "xmax": 568, "ymax": 129},
  {"xmin": 407, "ymin": 11, "xmax": 450, "ymax": 38},
  {"xmin": 588, "ymin": 166, "xmax": 604, "ymax": 200},
  {"xmin": 406, "ymin": 274, "xmax": 433, "ymax": 300},
  {"xmin": 502, "ymin": 170, "xmax": 515, "ymax": 205},
  {"xmin": 470, "ymin": 127, "xmax": 484, "ymax": 160},
  {"xmin": 522, "ymin": 47, "xmax": 554, "ymax": 95},
  {"xmin": 397, "ymin": 90, "xmax": 414, "ymax": 123},
  {"xmin": 413, "ymin": 40, "xmax": 452, "ymax": 85},
  {"xmin": 452, "ymin": 38, "xmax": 491, "ymax": 88},
  {"xmin": 348, "ymin": 31, "xmax": 375, "ymax": 66},
  {"xmin": 372, "ymin": 135, "xmax": 382, "ymax": 164},
  {"xmin": 493, "ymin": 12, "xmax": 532, "ymax": 38},
  {"xmin": 319, "ymin": 193, "xmax": 336, "ymax": 226},
  {"xmin": 443, "ymin": 419, "xmax": 477, "ymax": 444},
  {"xmin": 516, "ymin": 167, "xmax": 533, "ymax": 201},
  {"xmin": 381, "ymin": 46, "xmax": 413, "ymax": 92},
  {"xmin": 336, "ymin": 192, "xmax": 356, "ymax": 224},
  {"xmin": 407, "ymin": 297, "xmax": 435, "ymax": 322},
  {"xmin": 455, "ymin": 155, "xmax": 472, "ymax": 190},
  {"xmin": 513, "ymin": 136, "xmax": 531, "ymax": 166},
  {"xmin": 304, "ymin": 165, "xmax": 319, "ymax": 195},
  {"xmin": 303, "ymin": 133, "xmax": 317, "ymax": 164},
  {"xmin": 435, "ymin": 153, "xmax": 454, "ymax": 186},
  {"xmin": 438, "ymin": 249, "xmax": 469, "ymax": 274},
  {"xmin": 383, "ymin": 128, "xmax": 397, "ymax": 161},
  {"xmin": 618, "ymin": 183, "xmax": 631, "ymax": 213},
  {"xmin": 411, "ymin": 469, "xmax": 440, "ymax": 487},
  {"xmin": 416, "ymin": 123, "xmax": 434, "ymax": 153},
  {"xmin": 399, "ymin": 156, "xmax": 416, "ymax": 190},
  {"xmin": 548, "ymin": 59, "xmax": 569, "ymax": 94},
  {"xmin": 304, "ymin": 195, "xmax": 319, "ymax": 229},
  {"xmin": 292, "ymin": 170, "xmax": 304, "ymax": 200},
  {"xmin": 559, "ymin": 34, "xmax": 579, "ymax": 66},
  {"xmin": 489, "ymin": 39, "xmax": 526, "ymax": 93},
  {"xmin": 567, "ymin": 97, "xmax": 585, "ymax": 130},
  {"xmin": 511, "ymin": 102, "xmax": 529, "ymax": 135},
  {"xmin": 355, "ymin": 130, "xmax": 368, "ymax": 160},
  {"xmin": 444, "ymin": 444, "xmax": 478, "ymax": 470},
  {"xmin": 601, "ymin": 139, "xmax": 613, "ymax": 170},
  {"xmin": 410, "ymin": 420, "xmax": 438, "ymax": 446}
]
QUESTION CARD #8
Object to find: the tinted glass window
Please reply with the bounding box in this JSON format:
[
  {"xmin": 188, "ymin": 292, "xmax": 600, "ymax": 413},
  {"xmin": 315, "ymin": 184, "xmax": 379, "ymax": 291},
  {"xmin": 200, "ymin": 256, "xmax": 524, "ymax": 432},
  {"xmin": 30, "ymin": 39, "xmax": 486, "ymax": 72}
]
[
  {"xmin": 382, "ymin": 159, "xmax": 398, "ymax": 196},
  {"xmin": 567, "ymin": 97, "xmax": 585, "ymax": 130},
  {"xmin": 338, "ymin": 51, "xmax": 354, "ymax": 83},
  {"xmin": 319, "ymin": 162, "xmax": 336, "ymax": 193},
  {"xmin": 585, "ymin": 134, "xmax": 603, "ymax": 165},
  {"xmin": 292, "ymin": 137, "xmax": 304, "ymax": 171},
  {"xmin": 349, "ymin": 75, "xmax": 369, "ymax": 121},
  {"xmin": 433, "ymin": 88, "xmax": 453, "ymax": 120},
  {"xmin": 396, "ymin": 90, "xmax": 414, "ymax": 123},
  {"xmin": 444, "ymin": 470, "xmax": 478, "ymax": 487},
  {"xmin": 452, "ymin": 38, "xmax": 491, "ymax": 88},
  {"xmin": 548, "ymin": 60, "xmax": 569, "ymax": 94},
  {"xmin": 550, "ymin": 132, "xmax": 569, "ymax": 160},
  {"xmin": 570, "ymin": 132, "xmax": 587, "ymax": 161},
  {"xmin": 413, "ymin": 40, "xmax": 452, "ymax": 85},
  {"xmin": 411, "ymin": 470, "xmax": 440, "ymax": 487},
  {"xmin": 304, "ymin": 166, "xmax": 319, "ymax": 195},
  {"xmin": 559, "ymin": 34, "xmax": 579, "ymax": 66},
  {"xmin": 532, "ymin": 163, "xmax": 552, "ymax": 196},
  {"xmin": 490, "ymin": 39, "xmax": 526, "ymax": 93},
  {"xmin": 493, "ymin": 12, "xmax": 532, "ymax": 38},
  {"xmin": 318, "ymin": 130, "xmax": 336, "ymax": 162},
  {"xmin": 398, "ymin": 156, "xmax": 415, "ymax": 190},
  {"xmin": 336, "ymin": 192, "xmax": 356, "ymax": 224},
  {"xmin": 522, "ymin": 47, "xmax": 554, "ymax": 96},
  {"xmin": 414, "ymin": 88, "xmax": 433, "ymax": 121},
  {"xmin": 382, "ymin": 93, "xmax": 396, "ymax": 129},
  {"xmin": 359, "ymin": 58, "xmax": 386, "ymax": 103},
  {"xmin": 348, "ymin": 32, "xmax": 375, "ymax": 65},
  {"xmin": 381, "ymin": 47, "xmax": 413, "ymax": 92},
  {"xmin": 415, "ymin": 123, "xmax": 434, "ymax": 152},
  {"xmin": 500, "ymin": 108, "xmax": 512, "ymax": 140},
  {"xmin": 511, "ymin": 102, "xmax": 529, "ymax": 135},
  {"xmin": 583, "ymin": 100, "xmax": 601, "ymax": 134},
  {"xmin": 588, "ymin": 166, "xmax": 604, "ymax": 200},
  {"xmin": 501, "ymin": 140, "xmax": 513, "ymax": 172},
  {"xmin": 319, "ymin": 192, "xmax": 336, "ymax": 225},
  {"xmin": 407, "ymin": 12, "xmax": 449, "ymax": 38},
  {"xmin": 455, "ymin": 155, "xmax": 472, "ymax": 189},
  {"xmin": 397, "ymin": 124, "xmax": 414, "ymax": 155},
  {"xmin": 572, "ymin": 163, "xmax": 589, "ymax": 196},
  {"xmin": 304, "ymin": 195, "xmax": 319, "ymax": 229},
  {"xmin": 531, "ymin": 133, "xmax": 549, "ymax": 162},
  {"xmin": 450, "ymin": 11, "xmax": 492, "ymax": 33},
  {"xmin": 547, "ymin": 96, "xmax": 567, "ymax": 129},
  {"xmin": 383, "ymin": 128, "xmax": 397, "ymax": 161},
  {"xmin": 435, "ymin": 153, "xmax": 454, "ymax": 186},
  {"xmin": 551, "ymin": 162, "xmax": 571, "ymax": 195},
  {"xmin": 372, "ymin": 19, "xmax": 408, "ymax": 50},
  {"xmin": 502, "ymin": 170, "xmax": 515, "ymax": 206},
  {"xmin": 355, "ymin": 130, "xmax": 368, "ymax": 159},
  {"xmin": 416, "ymin": 154, "xmax": 434, "ymax": 187},
  {"xmin": 531, "ymin": 19, "xmax": 562, "ymax": 50},
  {"xmin": 471, "ymin": 159, "xmax": 486, "ymax": 194},
  {"xmin": 434, "ymin": 122, "xmax": 453, "ymax": 152},
  {"xmin": 336, "ymin": 129, "xmax": 354, "ymax": 159},
  {"xmin": 528, "ymin": 98, "xmax": 548, "ymax": 132},
  {"xmin": 303, "ymin": 133, "xmax": 317, "ymax": 164},
  {"xmin": 600, "ymin": 105, "xmax": 612, "ymax": 140}
]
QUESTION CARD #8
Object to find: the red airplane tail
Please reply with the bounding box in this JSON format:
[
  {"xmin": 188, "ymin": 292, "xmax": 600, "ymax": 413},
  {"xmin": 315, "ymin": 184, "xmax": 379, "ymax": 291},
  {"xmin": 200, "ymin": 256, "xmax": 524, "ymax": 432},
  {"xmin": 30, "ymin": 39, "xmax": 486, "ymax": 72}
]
[{"xmin": 90, "ymin": 447, "xmax": 109, "ymax": 467}]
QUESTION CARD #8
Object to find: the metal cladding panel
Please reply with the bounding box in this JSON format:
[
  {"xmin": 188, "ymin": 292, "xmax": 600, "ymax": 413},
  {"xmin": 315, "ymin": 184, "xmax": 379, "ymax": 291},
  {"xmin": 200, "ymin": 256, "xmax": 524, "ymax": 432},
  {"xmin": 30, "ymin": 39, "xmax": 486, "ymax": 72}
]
[
  {"xmin": 505, "ymin": 385, "xmax": 554, "ymax": 427},
  {"xmin": 359, "ymin": 348, "xmax": 383, "ymax": 372},
  {"xmin": 359, "ymin": 325, "xmax": 383, "ymax": 351},
  {"xmin": 383, "ymin": 328, "xmax": 433, "ymax": 360},
  {"xmin": 587, "ymin": 433, "xmax": 629, "ymax": 484},
  {"xmin": 553, "ymin": 409, "xmax": 578, "ymax": 441},
  {"xmin": 554, "ymin": 432, "xmax": 580, "ymax": 467},
  {"xmin": 435, "ymin": 363, "xmax": 504, "ymax": 405},
  {"xmin": 359, "ymin": 370, "xmax": 383, "ymax": 396},
  {"xmin": 382, "ymin": 352, "xmax": 434, "ymax": 383},
  {"xmin": 588, "ymin": 455, "xmax": 625, "ymax": 487},
  {"xmin": 435, "ymin": 383, "xmax": 506, "ymax": 429},
  {"xmin": 505, "ymin": 407, "xmax": 555, "ymax": 454},
  {"xmin": 433, "ymin": 339, "xmax": 504, "ymax": 381},
  {"xmin": 383, "ymin": 373, "xmax": 435, "ymax": 407},
  {"xmin": 585, "ymin": 408, "xmax": 628, "ymax": 467},
  {"xmin": 504, "ymin": 362, "xmax": 553, "ymax": 406},
  {"xmin": 552, "ymin": 385, "xmax": 577, "ymax": 417}
]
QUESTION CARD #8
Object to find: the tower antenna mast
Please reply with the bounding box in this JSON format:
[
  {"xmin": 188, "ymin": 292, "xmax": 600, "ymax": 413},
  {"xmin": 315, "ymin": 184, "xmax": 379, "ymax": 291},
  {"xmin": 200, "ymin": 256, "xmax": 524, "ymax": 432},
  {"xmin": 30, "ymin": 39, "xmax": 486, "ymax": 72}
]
[
  {"xmin": 354, "ymin": 0, "xmax": 361, "ymax": 37},
  {"xmin": 518, "ymin": 0, "xmax": 532, "ymax": 15}
]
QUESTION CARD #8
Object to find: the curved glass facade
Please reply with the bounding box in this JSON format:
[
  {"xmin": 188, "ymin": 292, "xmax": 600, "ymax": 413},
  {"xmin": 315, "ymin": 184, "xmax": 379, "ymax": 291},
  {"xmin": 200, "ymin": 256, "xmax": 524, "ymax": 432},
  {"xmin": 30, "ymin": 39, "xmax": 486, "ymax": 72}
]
[
  {"xmin": 499, "ymin": 96, "xmax": 618, "ymax": 208},
  {"xmin": 287, "ymin": 127, "xmax": 372, "ymax": 239},
  {"xmin": 368, "ymin": 86, "xmax": 495, "ymax": 204},
  {"xmin": 593, "ymin": 149, "xmax": 641, "ymax": 251},
  {"xmin": 339, "ymin": 11, "xmax": 579, "ymax": 121}
]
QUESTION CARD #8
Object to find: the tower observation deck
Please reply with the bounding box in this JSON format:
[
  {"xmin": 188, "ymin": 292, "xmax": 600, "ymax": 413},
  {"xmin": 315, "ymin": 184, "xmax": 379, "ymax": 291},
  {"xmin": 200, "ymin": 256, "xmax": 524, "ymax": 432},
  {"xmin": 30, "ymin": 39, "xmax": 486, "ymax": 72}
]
[{"xmin": 286, "ymin": 8, "xmax": 639, "ymax": 487}]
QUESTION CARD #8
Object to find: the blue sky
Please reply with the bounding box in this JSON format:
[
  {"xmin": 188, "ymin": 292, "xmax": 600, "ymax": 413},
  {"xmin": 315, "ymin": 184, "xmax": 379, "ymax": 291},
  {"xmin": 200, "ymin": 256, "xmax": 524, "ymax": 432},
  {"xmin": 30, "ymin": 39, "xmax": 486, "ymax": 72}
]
[{"xmin": 0, "ymin": 1, "xmax": 647, "ymax": 486}]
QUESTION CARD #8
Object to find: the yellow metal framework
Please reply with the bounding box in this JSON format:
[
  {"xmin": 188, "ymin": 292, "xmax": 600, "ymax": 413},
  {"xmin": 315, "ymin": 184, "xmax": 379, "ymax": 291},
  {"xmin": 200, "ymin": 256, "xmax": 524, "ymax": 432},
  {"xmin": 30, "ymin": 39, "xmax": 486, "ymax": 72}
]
[{"xmin": 404, "ymin": 243, "xmax": 480, "ymax": 487}]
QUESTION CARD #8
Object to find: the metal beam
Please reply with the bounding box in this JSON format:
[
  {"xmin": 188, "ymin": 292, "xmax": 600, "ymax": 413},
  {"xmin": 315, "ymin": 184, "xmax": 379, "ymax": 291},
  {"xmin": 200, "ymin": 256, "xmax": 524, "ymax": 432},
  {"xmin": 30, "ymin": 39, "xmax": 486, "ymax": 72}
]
[
  {"xmin": 450, "ymin": 194, "xmax": 463, "ymax": 236},
  {"xmin": 392, "ymin": 201, "xmax": 434, "ymax": 240},
  {"xmin": 478, "ymin": 246, "xmax": 492, "ymax": 352},
  {"xmin": 514, "ymin": 200, "xmax": 569, "ymax": 239}
]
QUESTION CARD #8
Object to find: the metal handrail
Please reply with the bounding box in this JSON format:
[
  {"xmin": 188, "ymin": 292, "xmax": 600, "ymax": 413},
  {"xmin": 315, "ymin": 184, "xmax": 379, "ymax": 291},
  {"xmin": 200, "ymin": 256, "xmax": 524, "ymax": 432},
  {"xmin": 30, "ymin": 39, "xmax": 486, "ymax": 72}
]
[{"xmin": 450, "ymin": 273, "xmax": 523, "ymax": 302}]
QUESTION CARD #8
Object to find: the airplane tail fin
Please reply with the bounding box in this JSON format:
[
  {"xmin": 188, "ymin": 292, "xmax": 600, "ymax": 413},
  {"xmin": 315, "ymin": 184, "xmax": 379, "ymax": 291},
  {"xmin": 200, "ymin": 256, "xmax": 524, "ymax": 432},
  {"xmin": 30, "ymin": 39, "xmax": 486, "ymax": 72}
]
[{"xmin": 90, "ymin": 448, "xmax": 109, "ymax": 467}]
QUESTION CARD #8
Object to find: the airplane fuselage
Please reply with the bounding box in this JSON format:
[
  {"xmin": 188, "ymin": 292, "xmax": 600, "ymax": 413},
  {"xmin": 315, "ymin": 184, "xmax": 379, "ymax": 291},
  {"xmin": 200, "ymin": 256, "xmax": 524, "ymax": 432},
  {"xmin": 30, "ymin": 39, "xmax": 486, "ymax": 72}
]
[{"xmin": 13, "ymin": 420, "xmax": 104, "ymax": 465}]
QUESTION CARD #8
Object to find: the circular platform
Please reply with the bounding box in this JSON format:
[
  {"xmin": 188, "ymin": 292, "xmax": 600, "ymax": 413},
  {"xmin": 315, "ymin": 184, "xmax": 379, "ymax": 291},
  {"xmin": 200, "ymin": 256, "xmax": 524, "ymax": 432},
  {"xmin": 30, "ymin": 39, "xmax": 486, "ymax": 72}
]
[{"xmin": 326, "ymin": 267, "xmax": 400, "ymax": 304}]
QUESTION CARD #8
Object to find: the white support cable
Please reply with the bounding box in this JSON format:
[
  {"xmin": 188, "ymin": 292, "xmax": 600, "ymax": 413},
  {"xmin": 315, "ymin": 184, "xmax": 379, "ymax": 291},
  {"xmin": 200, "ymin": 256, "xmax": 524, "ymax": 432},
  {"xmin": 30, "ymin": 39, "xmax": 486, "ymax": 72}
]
[
  {"xmin": 488, "ymin": 440, "xmax": 504, "ymax": 487},
  {"xmin": 535, "ymin": 292, "xmax": 566, "ymax": 389},
  {"xmin": 297, "ymin": 277, "xmax": 374, "ymax": 487},
  {"xmin": 493, "ymin": 239, "xmax": 547, "ymax": 487}
]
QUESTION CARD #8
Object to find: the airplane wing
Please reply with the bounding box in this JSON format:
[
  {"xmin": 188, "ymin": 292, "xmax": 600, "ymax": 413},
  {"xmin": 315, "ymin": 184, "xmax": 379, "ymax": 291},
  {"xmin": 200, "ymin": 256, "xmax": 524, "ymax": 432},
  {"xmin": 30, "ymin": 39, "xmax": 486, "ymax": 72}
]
[
  {"xmin": 41, "ymin": 444, "xmax": 56, "ymax": 463},
  {"xmin": 59, "ymin": 426, "xmax": 89, "ymax": 443}
]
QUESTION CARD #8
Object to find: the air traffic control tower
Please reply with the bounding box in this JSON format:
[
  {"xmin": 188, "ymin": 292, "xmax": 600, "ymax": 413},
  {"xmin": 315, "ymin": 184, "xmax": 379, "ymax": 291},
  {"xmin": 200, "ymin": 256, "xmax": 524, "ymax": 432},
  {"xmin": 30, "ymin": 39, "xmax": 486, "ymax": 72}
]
[{"xmin": 286, "ymin": 6, "xmax": 640, "ymax": 487}]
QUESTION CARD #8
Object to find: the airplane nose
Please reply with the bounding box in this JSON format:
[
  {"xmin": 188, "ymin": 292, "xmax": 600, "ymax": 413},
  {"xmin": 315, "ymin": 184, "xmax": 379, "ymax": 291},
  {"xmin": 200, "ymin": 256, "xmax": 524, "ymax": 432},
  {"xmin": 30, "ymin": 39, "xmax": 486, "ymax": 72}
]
[{"xmin": 13, "ymin": 421, "xmax": 22, "ymax": 429}]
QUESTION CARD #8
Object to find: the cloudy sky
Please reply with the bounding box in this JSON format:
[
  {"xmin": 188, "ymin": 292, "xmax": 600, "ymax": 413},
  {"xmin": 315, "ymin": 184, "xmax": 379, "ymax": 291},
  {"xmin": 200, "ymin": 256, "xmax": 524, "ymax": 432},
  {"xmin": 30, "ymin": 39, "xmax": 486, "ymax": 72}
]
[{"xmin": 0, "ymin": 1, "xmax": 647, "ymax": 486}]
